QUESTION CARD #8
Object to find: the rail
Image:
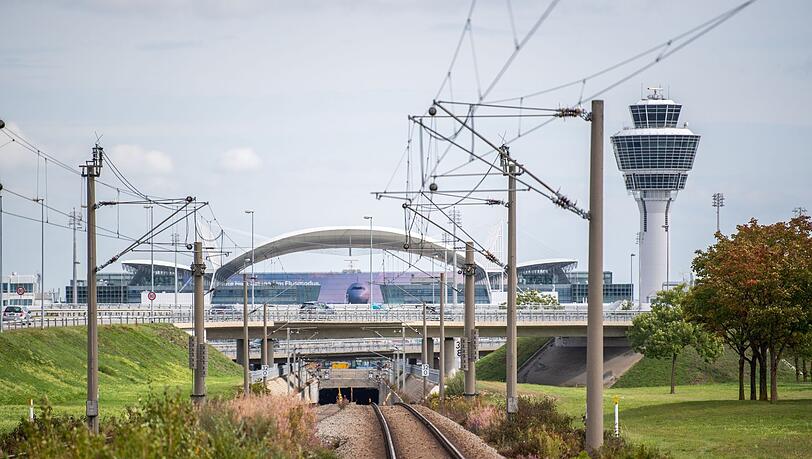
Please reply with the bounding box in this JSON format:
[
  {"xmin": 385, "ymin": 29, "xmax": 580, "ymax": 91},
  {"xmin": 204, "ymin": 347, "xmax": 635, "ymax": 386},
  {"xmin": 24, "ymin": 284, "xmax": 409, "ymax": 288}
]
[
  {"xmin": 372, "ymin": 403, "xmax": 398, "ymax": 459},
  {"xmin": 395, "ymin": 402, "xmax": 465, "ymax": 459}
]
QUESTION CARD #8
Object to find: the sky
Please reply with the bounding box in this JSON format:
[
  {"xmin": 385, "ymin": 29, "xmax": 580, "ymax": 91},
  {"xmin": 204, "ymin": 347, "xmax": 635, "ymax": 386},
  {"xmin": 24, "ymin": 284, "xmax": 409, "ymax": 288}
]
[{"xmin": 0, "ymin": 0, "xmax": 810, "ymax": 299}]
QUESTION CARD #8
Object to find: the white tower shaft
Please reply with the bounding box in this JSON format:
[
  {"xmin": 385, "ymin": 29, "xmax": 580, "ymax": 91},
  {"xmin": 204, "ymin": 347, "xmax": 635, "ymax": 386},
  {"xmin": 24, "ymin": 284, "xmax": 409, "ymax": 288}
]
[{"xmin": 637, "ymin": 196, "xmax": 670, "ymax": 302}]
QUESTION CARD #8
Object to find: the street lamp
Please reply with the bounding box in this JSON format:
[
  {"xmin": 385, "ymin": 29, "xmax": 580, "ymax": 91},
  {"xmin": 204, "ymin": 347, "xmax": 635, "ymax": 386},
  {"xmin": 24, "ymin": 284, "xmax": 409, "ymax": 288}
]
[
  {"xmin": 245, "ymin": 210, "xmax": 255, "ymax": 311},
  {"xmin": 630, "ymin": 253, "xmax": 636, "ymax": 302},
  {"xmin": 144, "ymin": 204, "xmax": 154, "ymax": 322},
  {"xmin": 662, "ymin": 224, "xmax": 670, "ymax": 290},
  {"xmin": 363, "ymin": 216, "xmax": 373, "ymax": 306}
]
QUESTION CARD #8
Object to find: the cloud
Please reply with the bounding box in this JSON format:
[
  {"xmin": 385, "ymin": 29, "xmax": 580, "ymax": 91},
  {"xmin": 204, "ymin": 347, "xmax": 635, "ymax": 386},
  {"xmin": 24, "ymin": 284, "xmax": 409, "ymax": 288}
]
[
  {"xmin": 138, "ymin": 39, "xmax": 204, "ymax": 52},
  {"xmin": 219, "ymin": 147, "xmax": 263, "ymax": 172},
  {"xmin": 110, "ymin": 144, "xmax": 174, "ymax": 175}
]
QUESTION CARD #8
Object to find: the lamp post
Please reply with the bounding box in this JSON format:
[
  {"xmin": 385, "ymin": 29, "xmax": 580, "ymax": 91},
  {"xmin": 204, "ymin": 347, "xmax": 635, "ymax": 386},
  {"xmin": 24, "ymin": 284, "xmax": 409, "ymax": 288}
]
[
  {"xmin": 245, "ymin": 210, "xmax": 255, "ymax": 312},
  {"xmin": 662, "ymin": 224, "xmax": 670, "ymax": 290},
  {"xmin": 711, "ymin": 193, "xmax": 724, "ymax": 233},
  {"xmin": 144, "ymin": 205, "xmax": 154, "ymax": 321},
  {"xmin": 36, "ymin": 197, "xmax": 44, "ymax": 328},
  {"xmin": 0, "ymin": 183, "xmax": 3, "ymax": 334},
  {"xmin": 171, "ymin": 232, "xmax": 179, "ymax": 308},
  {"xmin": 363, "ymin": 216, "xmax": 373, "ymax": 306},
  {"xmin": 630, "ymin": 253, "xmax": 636, "ymax": 302}
]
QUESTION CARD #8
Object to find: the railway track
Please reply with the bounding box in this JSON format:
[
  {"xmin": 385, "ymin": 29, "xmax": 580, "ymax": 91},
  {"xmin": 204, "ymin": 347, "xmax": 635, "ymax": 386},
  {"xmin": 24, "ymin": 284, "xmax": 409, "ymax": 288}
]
[{"xmin": 372, "ymin": 402, "xmax": 465, "ymax": 459}]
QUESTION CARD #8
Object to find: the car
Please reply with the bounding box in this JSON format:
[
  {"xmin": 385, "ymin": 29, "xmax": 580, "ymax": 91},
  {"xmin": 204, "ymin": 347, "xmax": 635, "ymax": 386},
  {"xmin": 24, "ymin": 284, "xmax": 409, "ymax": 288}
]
[
  {"xmin": 2, "ymin": 305, "xmax": 33, "ymax": 325},
  {"xmin": 208, "ymin": 304, "xmax": 240, "ymax": 318},
  {"xmin": 298, "ymin": 301, "xmax": 335, "ymax": 318}
]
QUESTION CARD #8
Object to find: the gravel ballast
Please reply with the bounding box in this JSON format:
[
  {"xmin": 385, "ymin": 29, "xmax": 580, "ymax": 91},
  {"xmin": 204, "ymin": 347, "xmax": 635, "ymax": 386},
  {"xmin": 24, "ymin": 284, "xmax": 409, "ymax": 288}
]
[
  {"xmin": 413, "ymin": 405, "xmax": 504, "ymax": 459},
  {"xmin": 316, "ymin": 404, "xmax": 385, "ymax": 459}
]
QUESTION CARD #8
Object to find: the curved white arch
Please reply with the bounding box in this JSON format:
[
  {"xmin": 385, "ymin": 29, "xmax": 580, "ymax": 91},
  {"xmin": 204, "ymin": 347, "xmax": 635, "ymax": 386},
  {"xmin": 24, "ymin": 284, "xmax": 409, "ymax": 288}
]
[{"xmin": 213, "ymin": 225, "xmax": 483, "ymax": 285}]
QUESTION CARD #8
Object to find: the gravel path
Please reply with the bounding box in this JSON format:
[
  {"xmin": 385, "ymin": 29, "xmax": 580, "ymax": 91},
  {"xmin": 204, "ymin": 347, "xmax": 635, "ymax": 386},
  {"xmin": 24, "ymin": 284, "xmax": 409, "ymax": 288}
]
[
  {"xmin": 316, "ymin": 404, "xmax": 385, "ymax": 459},
  {"xmin": 413, "ymin": 405, "xmax": 504, "ymax": 459},
  {"xmin": 380, "ymin": 405, "xmax": 452, "ymax": 459}
]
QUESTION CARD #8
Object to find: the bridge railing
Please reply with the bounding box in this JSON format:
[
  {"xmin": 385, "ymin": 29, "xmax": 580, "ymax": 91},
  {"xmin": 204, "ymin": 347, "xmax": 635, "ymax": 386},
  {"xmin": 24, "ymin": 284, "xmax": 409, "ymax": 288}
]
[{"xmin": 2, "ymin": 305, "xmax": 639, "ymax": 332}]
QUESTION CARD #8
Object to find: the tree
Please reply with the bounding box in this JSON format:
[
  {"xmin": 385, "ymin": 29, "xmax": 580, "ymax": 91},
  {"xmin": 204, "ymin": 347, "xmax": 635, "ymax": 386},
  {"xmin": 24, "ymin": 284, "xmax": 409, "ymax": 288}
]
[
  {"xmin": 685, "ymin": 282, "xmax": 755, "ymax": 400},
  {"xmin": 627, "ymin": 285, "xmax": 723, "ymax": 394},
  {"xmin": 690, "ymin": 216, "xmax": 812, "ymax": 401},
  {"xmin": 516, "ymin": 290, "xmax": 560, "ymax": 309}
]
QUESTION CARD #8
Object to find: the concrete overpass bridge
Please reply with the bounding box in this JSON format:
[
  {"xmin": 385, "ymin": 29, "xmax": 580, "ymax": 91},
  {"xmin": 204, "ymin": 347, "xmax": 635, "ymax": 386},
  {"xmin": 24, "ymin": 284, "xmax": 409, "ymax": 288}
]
[{"xmin": 174, "ymin": 310, "xmax": 637, "ymax": 341}]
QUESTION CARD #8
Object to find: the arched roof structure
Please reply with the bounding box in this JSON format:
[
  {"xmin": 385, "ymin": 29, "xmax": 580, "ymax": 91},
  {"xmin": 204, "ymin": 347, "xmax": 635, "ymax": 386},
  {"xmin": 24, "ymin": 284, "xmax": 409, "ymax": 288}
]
[{"xmin": 213, "ymin": 226, "xmax": 483, "ymax": 285}]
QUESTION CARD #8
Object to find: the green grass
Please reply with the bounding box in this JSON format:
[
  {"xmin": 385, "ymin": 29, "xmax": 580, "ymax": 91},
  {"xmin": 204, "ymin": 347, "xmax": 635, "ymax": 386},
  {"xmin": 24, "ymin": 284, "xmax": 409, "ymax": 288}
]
[
  {"xmin": 477, "ymin": 380, "xmax": 812, "ymax": 458},
  {"xmin": 615, "ymin": 345, "xmax": 797, "ymax": 388},
  {"xmin": 476, "ymin": 336, "xmax": 550, "ymax": 381},
  {"xmin": 0, "ymin": 324, "xmax": 243, "ymax": 432}
]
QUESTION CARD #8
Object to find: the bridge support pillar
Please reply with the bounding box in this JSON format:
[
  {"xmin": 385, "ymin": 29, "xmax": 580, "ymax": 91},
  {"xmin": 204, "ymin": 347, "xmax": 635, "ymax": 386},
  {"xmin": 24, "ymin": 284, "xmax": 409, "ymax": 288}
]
[
  {"xmin": 261, "ymin": 339, "xmax": 274, "ymax": 367},
  {"xmin": 236, "ymin": 339, "xmax": 246, "ymax": 368},
  {"xmin": 443, "ymin": 338, "xmax": 457, "ymax": 375},
  {"xmin": 426, "ymin": 337, "xmax": 435, "ymax": 368}
]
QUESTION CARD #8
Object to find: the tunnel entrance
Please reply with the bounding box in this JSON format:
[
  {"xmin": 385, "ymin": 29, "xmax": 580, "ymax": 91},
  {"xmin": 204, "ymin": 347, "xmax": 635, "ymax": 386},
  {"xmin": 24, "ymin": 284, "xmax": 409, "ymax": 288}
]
[{"xmin": 318, "ymin": 387, "xmax": 379, "ymax": 405}]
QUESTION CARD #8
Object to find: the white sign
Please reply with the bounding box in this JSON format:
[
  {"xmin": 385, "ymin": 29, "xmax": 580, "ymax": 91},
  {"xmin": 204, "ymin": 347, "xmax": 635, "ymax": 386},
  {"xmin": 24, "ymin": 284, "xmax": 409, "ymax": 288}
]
[{"xmin": 421, "ymin": 363, "xmax": 430, "ymax": 377}]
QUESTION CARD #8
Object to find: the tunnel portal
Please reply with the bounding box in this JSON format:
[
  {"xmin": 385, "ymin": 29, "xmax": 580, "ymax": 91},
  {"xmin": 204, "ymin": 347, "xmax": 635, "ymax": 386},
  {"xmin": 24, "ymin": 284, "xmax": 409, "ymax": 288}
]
[{"xmin": 318, "ymin": 387, "xmax": 379, "ymax": 405}]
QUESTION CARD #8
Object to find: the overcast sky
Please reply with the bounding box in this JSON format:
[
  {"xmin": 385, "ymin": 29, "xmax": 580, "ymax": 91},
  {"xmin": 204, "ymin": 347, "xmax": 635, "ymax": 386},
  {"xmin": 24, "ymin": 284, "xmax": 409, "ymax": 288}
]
[{"xmin": 1, "ymin": 0, "xmax": 809, "ymax": 298}]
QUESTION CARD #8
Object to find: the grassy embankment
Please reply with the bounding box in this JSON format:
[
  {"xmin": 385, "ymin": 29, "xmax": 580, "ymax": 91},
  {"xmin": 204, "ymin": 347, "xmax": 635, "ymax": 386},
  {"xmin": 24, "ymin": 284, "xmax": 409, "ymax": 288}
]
[
  {"xmin": 0, "ymin": 324, "xmax": 242, "ymax": 432},
  {"xmin": 472, "ymin": 338, "xmax": 810, "ymax": 457},
  {"xmin": 476, "ymin": 380, "xmax": 812, "ymax": 458},
  {"xmin": 475, "ymin": 336, "xmax": 549, "ymax": 381},
  {"xmin": 614, "ymin": 345, "xmax": 797, "ymax": 388}
]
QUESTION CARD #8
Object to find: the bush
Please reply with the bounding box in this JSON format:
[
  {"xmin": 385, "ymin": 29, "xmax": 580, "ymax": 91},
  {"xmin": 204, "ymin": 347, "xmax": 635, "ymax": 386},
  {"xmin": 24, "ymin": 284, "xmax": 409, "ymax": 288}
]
[
  {"xmin": 445, "ymin": 372, "xmax": 465, "ymax": 396},
  {"xmin": 429, "ymin": 395, "xmax": 670, "ymax": 459},
  {"xmin": 0, "ymin": 392, "xmax": 336, "ymax": 458}
]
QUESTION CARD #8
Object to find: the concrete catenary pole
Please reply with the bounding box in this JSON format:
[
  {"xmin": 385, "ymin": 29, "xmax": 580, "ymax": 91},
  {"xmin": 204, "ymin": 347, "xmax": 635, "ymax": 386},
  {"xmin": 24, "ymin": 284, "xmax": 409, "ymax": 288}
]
[
  {"xmin": 1, "ymin": 185, "xmax": 4, "ymax": 335},
  {"xmin": 242, "ymin": 273, "xmax": 250, "ymax": 396},
  {"xmin": 0, "ymin": 185, "xmax": 3, "ymax": 333},
  {"xmin": 192, "ymin": 241, "xmax": 206, "ymax": 404},
  {"xmin": 506, "ymin": 160, "xmax": 518, "ymax": 416},
  {"xmin": 286, "ymin": 327, "xmax": 291, "ymax": 395},
  {"xmin": 463, "ymin": 241, "xmax": 476, "ymax": 398},
  {"xmin": 262, "ymin": 303, "xmax": 268, "ymax": 385},
  {"xmin": 84, "ymin": 144, "xmax": 103, "ymax": 434},
  {"xmin": 586, "ymin": 99, "xmax": 605, "ymax": 451},
  {"xmin": 401, "ymin": 325, "xmax": 406, "ymax": 389},
  {"xmin": 438, "ymin": 272, "xmax": 446, "ymax": 413}
]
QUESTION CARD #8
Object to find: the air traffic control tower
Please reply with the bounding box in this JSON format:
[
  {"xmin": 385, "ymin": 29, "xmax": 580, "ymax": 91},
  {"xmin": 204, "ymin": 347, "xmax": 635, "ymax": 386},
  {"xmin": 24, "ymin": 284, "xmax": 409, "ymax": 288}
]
[{"xmin": 611, "ymin": 88, "xmax": 700, "ymax": 303}]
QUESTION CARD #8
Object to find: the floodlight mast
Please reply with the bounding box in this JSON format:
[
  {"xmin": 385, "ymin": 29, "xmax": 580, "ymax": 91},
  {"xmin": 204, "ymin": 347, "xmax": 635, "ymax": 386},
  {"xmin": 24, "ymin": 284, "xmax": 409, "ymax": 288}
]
[{"xmin": 712, "ymin": 193, "xmax": 725, "ymax": 233}]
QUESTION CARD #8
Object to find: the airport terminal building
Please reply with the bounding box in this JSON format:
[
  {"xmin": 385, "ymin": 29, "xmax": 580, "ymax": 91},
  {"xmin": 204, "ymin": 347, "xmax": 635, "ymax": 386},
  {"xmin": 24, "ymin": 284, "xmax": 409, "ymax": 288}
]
[{"xmin": 64, "ymin": 226, "xmax": 632, "ymax": 306}]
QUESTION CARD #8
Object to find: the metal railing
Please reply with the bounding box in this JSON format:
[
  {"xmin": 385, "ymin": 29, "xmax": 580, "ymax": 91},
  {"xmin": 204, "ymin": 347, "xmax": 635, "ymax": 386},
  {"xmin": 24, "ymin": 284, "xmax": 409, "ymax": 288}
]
[{"xmin": 1, "ymin": 304, "xmax": 640, "ymax": 332}]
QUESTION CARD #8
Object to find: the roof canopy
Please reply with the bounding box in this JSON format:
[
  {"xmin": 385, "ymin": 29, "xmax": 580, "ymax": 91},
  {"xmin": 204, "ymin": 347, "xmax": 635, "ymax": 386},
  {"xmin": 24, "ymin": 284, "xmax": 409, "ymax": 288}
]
[{"xmin": 213, "ymin": 226, "xmax": 482, "ymax": 285}]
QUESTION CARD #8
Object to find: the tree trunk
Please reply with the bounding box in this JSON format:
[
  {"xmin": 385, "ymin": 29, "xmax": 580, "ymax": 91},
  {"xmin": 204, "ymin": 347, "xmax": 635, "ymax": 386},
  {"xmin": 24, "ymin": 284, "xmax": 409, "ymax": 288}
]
[
  {"xmin": 749, "ymin": 347, "xmax": 757, "ymax": 400},
  {"xmin": 758, "ymin": 345, "xmax": 768, "ymax": 401},
  {"xmin": 804, "ymin": 359, "xmax": 808, "ymax": 383},
  {"xmin": 769, "ymin": 346, "xmax": 779, "ymax": 402},
  {"xmin": 670, "ymin": 353, "xmax": 677, "ymax": 394},
  {"xmin": 796, "ymin": 356, "xmax": 800, "ymax": 382},
  {"xmin": 738, "ymin": 355, "xmax": 745, "ymax": 400}
]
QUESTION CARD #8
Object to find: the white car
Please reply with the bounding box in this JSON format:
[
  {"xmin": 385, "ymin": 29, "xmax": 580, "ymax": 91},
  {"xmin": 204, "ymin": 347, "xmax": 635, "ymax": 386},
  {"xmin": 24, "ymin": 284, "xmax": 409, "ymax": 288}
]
[{"xmin": 2, "ymin": 305, "xmax": 33, "ymax": 325}]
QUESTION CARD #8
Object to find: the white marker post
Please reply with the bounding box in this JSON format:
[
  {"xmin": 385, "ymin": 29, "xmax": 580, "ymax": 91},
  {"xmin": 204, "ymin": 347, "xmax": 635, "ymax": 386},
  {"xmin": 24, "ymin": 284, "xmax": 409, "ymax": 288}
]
[{"xmin": 613, "ymin": 395, "xmax": 620, "ymax": 437}]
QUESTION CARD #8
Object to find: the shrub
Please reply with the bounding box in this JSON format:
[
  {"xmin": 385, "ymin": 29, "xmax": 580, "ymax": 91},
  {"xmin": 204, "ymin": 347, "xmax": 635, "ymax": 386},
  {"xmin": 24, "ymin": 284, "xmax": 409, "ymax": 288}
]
[
  {"xmin": 464, "ymin": 404, "xmax": 502, "ymax": 434},
  {"xmin": 429, "ymin": 395, "xmax": 670, "ymax": 459},
  {"xmin": 0, "ymin": 392, "xmax": 336, "ymax": 459}
]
